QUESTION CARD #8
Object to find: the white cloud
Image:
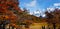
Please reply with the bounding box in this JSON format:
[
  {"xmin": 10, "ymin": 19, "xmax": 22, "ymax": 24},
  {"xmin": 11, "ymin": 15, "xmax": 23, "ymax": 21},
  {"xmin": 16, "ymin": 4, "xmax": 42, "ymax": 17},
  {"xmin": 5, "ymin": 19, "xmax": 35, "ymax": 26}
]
[
  {"xmin": 34, "ymin": 10, "xmax": 41, "ymax": 14},
  {"xmin": 42, "ymin": 14, "xmax": 46, "ymax": 17},
  {"xmin": 29, "ymin": 12, "xmax": 33, "ymax": 15},
  {"xmin": 20, "ymin": 8, "xmax": 24, "ymax": 11},
  {"xmin": 26, "ymin": 0, "xmax": 37, "ymax": 7},
  {"xmin": 47, "ymin": 8, "xmax": 55, "ymax": 12},
  {"xmin": 56, "ymin": 7, "xmax": 60, "ymax": 9},
  {"xmin": 54, "ymin": 3, "xmax": 60, "ymax": 6},
  {"xmin": 46, "ymin": 3, "xmax": 60, "ymax": 12}
]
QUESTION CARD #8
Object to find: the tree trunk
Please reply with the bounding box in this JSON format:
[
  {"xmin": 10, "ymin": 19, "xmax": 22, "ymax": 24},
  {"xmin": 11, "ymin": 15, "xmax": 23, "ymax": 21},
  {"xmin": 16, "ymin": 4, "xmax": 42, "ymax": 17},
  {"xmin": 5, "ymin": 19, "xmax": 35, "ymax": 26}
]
[
  {"xmin": 42, "ymin": 26, "xmax": 45, "ymax": 29},
  {"xmin": 12, "ymin": 26, "xmax": 14, "ymax": 29},
  {"xmin": 48, "ymin": 25, "xmax": 50, "ymax": 29},
  {"xmin": 0, "ymin": 24, "xmax": 3, "ymax": 29},
  {"xmin": 3, "ymin": 24, "xmax": 5, "ymax": 29},
  {"xmin": 53, "ymin": 23, "xmax": 56, "ymax": 29}
]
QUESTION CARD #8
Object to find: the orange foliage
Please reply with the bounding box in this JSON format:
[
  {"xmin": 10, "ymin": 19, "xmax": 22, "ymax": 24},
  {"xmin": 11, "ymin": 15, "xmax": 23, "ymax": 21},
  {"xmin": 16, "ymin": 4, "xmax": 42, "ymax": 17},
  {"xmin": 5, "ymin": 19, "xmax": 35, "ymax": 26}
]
[{"xmin": 0, "ymin": 0, "xmax": 22, "ymax": 28}]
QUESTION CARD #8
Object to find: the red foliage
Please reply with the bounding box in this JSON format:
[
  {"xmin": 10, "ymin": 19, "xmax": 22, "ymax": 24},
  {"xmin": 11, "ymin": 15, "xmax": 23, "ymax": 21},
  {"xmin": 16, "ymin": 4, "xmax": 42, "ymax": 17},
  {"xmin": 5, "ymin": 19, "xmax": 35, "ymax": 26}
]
[{"xmin": 0, "ymin": 0, "xmax": 22, "ymax": 28}]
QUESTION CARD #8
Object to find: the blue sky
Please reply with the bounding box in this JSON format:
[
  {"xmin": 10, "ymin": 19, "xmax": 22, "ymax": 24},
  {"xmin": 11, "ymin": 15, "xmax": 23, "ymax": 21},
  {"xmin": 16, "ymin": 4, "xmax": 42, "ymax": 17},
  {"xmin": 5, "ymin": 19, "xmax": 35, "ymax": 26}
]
[{"xmin": 19, "ymin": 0, "xmax": 60, "ymax": 17}]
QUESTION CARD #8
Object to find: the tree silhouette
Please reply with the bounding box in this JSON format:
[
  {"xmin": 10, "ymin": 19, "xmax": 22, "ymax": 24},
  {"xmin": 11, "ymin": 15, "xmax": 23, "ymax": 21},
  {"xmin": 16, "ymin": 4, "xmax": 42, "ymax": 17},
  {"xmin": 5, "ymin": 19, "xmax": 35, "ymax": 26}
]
[{"xmin": 45, "ymin": 8, "xmax": 60, "ymax": 29}]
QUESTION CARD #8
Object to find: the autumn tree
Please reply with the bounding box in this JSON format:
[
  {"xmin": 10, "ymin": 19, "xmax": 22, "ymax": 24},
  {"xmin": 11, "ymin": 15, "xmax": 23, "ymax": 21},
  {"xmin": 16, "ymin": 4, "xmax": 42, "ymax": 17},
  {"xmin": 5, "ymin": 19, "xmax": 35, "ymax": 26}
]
[
  {"xmin": 0, "ymin": 0, "xmax": 22, "ymax": 29},
  {"xmin": 45, "ymin": 8, "xmax": 60, "ymax": 29}
]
